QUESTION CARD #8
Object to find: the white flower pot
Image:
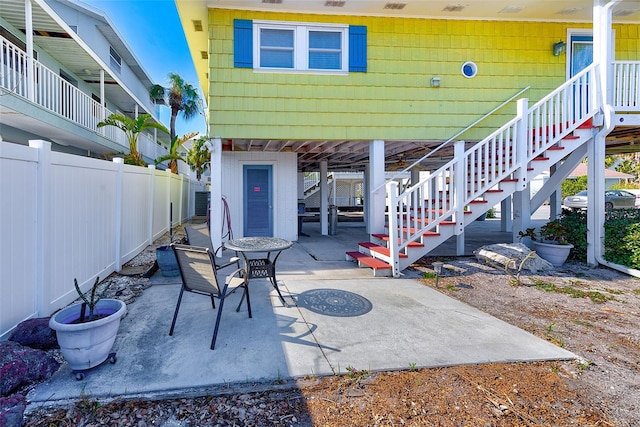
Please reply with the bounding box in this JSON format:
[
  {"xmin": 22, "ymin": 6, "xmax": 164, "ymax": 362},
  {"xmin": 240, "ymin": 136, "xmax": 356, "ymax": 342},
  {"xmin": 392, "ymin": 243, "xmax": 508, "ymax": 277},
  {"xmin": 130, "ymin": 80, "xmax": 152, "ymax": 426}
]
[
  {"xmin": 49, "ymin": 299, "xmax": 126, "ymax": 372},
  {"xmin": 533, "ymin": 241, "xmax": 574, "ymax": 267}
]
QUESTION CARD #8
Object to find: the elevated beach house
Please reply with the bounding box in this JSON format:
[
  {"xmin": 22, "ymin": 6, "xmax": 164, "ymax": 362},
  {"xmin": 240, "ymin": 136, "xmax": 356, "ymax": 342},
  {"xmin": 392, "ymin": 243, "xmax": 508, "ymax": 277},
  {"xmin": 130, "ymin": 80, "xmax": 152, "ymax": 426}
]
[
  {"xmin": 175, "ymin": 0, "xmax": 640, "ymax": 277},
  {"xmin": 1, "ymin": 0, "xmax": 170, "ymax": 160}
]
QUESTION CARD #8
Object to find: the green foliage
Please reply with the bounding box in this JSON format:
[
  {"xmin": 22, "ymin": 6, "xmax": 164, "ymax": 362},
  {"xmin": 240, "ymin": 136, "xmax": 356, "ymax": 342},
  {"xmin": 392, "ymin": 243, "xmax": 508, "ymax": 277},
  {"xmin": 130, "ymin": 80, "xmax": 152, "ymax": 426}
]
[
  {"xmin": 485, "ymin": 207, "xmax": 497, "ymax": 218},
  {"xmin": 74, "ymin": 277, "xmax": 112, "ymax": 322},
  {"xmin": 97, "ymin": 113, "xmax": 169, "ymax": 166},
  {"xmin": 609, "ymin": 181, "xmax": 640, "ymax": 190},
  {"xmin": 558, "ymin": 207, "xmax": 640, "ymax": 268},
  {"xmin": 557, "ymin": 209, "xmax": 588, "ymax": 261},
  {"xmin": 186, "ymin": 137, "xmax": 211, "ymax": 181},
  {"xmin": 533, "ymin": 280, "xmax": 614, "ymax": 304},
  {"xmin": 155, "ymin": 132, "xmax": 199, "ymax": 174},
  {"xmin": 561, "ymin": 176, "xmax": 588, "ymax": 199},
  {"xmin": 149, "ymin": 73, "xmax": 204, "ymax": 145},
  {"xmin": 603, "ymin": 210, "xmax": 640, "ymax": 268}
]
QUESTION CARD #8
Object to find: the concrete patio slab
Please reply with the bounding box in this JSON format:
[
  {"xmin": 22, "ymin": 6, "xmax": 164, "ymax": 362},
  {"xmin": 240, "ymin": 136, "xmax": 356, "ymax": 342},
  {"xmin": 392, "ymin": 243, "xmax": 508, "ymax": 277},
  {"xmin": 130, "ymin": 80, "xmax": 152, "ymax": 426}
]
[{"xmin": 28, "ymin": 207, "xmax": 574, "ymax": 406}]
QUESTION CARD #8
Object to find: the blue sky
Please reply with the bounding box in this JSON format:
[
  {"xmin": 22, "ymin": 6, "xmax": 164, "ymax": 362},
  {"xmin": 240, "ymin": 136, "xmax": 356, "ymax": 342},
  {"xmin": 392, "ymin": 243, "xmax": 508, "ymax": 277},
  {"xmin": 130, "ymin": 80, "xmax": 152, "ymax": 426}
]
[{"xmin": 83, "ymin": 0, "xmax": 206, "ymax": 138}]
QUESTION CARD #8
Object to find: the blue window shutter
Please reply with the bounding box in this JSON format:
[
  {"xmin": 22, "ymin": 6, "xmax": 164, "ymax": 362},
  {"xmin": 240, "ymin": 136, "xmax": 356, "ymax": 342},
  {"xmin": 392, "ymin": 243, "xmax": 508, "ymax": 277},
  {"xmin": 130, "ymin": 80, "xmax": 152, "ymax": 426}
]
[
  {"xmin": 349, "ymin": 25, "xmax": 367, "ymax": 72},
  {"xmin": 234, "ymin": 19, "xmax": 253, "ymax": 68}
]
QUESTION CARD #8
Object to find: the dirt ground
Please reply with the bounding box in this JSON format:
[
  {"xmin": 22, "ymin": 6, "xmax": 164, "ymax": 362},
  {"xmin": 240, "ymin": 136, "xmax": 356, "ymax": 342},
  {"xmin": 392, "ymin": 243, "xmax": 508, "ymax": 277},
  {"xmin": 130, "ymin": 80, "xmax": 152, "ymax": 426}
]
[{"xmin": 23, "ymin": 253, "xmax": 640, "ymax": 426}]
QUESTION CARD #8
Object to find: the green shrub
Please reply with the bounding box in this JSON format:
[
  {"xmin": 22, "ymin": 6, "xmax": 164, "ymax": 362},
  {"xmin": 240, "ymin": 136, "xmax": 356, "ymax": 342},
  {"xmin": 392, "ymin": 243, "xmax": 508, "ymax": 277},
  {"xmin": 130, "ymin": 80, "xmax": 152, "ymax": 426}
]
[
  {"xmin": 557, "ymin": 209, "xmax": 588, "ymax": 262},
  {"xmin": 561, "ymin": 176, "xmax": 588, "ymax": 199},
  {"xmin": 603, "ymin": 209, "xmax": 640, "ymax": 267}
]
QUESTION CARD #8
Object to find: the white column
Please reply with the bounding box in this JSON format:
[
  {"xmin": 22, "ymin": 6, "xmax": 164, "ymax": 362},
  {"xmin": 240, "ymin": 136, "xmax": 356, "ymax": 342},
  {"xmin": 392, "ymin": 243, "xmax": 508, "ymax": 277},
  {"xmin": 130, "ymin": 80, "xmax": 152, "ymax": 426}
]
[
  {"xmin": 100, "ymin": 70, "xmax": 106, "ymax": 123},
  {"xmin": 500, "ymin": 196, "xmax": 512, "ymax": 232},
  {"xmin": 320, "ymin": 161, "xmax": 328, "ymax": 235},
  {"xmin": 209, "ymin": 137, "xmax": 223, "ymax": 253},
  {"xmin": 297, "ymin": 173, "xmax": 304, "ymax": 199},
  {"xmin": 587, "ymin": 133, "xmax": 606, "ymax": 265},
  {"xmin": 113, "ymin": 158, "xmax": 124, "ymax": 272},
  {"xmin": 147, "ymin": 165, "xmax": 156, "ymax": 244},
  {"xmin": 332, "ymin": 173, "xmax": 337, "ymax": 205},
  {"xmin": 29, "ymin": 140, "xmax": 51, "ymax": 316},
  {"xmin": 549, "ymin": 164, "xmax": 563, "ymax": 220},
  {"xmin": 453, "ymin": 141, "xmax": 465, "ymax": 255},
  {"xmin": 369, "ymin": 140, "xmax": 386, "ymax": 235},
  {"xmin": 512, "ymin": 186, "xmax": 531, "ymax": 243},
  {"xmin": 25, "ymin": 0, "xmax": 35, "ymax": 102},
  {"xmin": 363, "ymin": 165, "xmax": 370, "ymax": 231},
  {"xmin": 593, "ymin": 0, "xmax": 613, "ymax": 107}
]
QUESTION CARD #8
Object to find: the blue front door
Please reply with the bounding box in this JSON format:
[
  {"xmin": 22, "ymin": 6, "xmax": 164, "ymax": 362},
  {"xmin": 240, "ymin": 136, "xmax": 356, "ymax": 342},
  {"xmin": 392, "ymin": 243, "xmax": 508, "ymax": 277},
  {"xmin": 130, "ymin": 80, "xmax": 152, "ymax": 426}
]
[{"xmin": 243, "ymin": 165, "xmax": 273, "ymax": 236}]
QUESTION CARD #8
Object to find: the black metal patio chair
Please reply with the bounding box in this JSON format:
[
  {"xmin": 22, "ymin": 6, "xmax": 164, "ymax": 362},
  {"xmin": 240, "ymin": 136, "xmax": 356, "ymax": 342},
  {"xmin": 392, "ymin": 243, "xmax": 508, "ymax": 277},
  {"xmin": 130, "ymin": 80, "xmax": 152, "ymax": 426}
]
[{"xmin": 170, "ymin": 244, "xmax": 251, "ymax": 350}]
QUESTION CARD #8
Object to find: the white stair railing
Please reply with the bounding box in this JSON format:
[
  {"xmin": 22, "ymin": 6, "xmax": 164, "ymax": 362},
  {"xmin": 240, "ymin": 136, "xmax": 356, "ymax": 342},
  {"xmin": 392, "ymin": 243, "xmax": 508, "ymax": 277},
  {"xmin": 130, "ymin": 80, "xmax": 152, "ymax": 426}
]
[{"xmin": 387, "ymin": 64, "xmax": 600, "ymax": 277}]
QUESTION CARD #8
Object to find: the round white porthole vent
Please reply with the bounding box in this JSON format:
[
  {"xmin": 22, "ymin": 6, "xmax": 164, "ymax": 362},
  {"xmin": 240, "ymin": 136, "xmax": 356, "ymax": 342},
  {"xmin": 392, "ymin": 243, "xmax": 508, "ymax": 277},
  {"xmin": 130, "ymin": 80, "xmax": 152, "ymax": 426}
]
[{"xmin": 461, "ymin": 61, "xmax": 478, "ymax": 78}]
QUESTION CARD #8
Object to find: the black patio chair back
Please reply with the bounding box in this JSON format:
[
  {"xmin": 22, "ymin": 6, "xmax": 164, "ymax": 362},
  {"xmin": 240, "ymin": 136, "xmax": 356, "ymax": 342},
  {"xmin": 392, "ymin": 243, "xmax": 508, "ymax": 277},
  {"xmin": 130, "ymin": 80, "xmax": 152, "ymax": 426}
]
[{"xmin": 170, "ymin": 243, "xmax": 251, "ymax": 350}]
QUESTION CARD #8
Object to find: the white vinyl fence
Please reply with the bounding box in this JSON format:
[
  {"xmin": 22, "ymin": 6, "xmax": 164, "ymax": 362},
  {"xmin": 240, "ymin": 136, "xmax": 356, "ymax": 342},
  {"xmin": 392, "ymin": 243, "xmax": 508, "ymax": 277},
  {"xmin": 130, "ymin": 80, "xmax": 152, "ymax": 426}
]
[{"xmin": 0, "ymin": 140, "xmax": 205, "ymax": 339}]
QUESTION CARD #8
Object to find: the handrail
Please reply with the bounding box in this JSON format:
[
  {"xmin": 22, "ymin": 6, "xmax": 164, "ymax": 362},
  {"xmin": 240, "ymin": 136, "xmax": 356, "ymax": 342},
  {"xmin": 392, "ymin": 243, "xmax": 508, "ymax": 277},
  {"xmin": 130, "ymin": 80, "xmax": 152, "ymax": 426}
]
[
  {"xmin": 386, "ymin": 64, "xmax": 599, "ymax": 276},
  {"xmin": 375, "ymin": 85, "xmax": 531, "ymax": 192}
]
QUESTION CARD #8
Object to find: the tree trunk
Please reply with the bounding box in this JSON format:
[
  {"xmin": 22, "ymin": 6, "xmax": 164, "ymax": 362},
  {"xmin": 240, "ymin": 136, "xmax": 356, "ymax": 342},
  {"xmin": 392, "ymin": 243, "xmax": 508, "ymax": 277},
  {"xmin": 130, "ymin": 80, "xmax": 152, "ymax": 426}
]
[{"xmin": 170, "ymin": 108, "xmax": 178, "ymax": 141}]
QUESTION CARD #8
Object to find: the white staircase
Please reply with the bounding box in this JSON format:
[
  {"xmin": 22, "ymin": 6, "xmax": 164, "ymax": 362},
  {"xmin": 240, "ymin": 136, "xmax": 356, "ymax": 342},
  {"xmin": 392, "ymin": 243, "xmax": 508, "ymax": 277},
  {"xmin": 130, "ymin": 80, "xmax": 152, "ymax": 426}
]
[{"xmin": 347, "ymin": 64, "xmax": 600, "ymax": 277}]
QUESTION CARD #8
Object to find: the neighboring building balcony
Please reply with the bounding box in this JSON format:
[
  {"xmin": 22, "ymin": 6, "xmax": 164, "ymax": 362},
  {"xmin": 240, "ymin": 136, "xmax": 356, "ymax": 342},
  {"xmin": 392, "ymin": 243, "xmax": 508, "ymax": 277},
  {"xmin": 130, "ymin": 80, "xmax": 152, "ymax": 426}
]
[{"xmin": 0, "ymin": 36, "xmax": 167, "ymax": 161}]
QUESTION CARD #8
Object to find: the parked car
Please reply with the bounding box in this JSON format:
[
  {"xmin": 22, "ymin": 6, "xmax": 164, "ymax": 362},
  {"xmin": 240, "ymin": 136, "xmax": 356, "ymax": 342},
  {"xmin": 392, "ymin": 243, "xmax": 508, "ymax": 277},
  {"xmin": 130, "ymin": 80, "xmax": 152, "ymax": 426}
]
[{"xmin": 563, "ymin": 190, "xmax": 638, "ymax": 210}]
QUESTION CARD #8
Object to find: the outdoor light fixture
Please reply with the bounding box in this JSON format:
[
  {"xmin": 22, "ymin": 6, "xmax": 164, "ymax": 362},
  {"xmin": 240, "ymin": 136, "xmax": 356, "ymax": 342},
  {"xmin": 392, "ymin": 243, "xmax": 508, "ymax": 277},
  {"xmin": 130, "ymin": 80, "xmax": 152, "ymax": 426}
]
[
  {"xmin": 553, "ymin": 40, "xmax": 566, "ymax": 56},
  {"xmin": 432, "ymin": 262, "xmax": 443, "ymax": 288}
]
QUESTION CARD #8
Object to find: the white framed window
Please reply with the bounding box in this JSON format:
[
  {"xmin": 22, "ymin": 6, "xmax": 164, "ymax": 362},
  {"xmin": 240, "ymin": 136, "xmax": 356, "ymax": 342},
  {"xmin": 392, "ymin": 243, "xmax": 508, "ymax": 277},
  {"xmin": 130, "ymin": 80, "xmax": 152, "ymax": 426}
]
[
  {"xmin": 253, "ymin": 21, "xmax": 348, "ymax": 73},
  {"xmin": 109, "ymin": 46, "xmax": 121, "ymax": 73}
]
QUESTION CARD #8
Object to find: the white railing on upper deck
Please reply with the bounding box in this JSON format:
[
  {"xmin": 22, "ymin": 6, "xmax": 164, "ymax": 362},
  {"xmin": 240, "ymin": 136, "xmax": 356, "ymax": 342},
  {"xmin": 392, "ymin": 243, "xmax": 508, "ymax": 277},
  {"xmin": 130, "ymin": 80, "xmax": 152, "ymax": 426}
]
[
  {"xmin": 1, "ymin": 37, "xmax": 110, "ymax": 137},
  {"xmin": 0, "ymin": 36, "xmax": 167, "ymax": 159},
  {"xmin": 613, "ymin": 61, "xmax": 640, "ymax": 111}
]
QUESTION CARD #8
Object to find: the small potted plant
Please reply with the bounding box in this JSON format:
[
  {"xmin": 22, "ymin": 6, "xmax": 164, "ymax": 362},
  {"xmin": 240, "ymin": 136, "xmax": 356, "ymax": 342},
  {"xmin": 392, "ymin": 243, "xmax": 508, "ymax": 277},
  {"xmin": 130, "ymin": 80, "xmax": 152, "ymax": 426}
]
[
  {"xmin": 519, "ymin": 220, "xmax": 573, "ymax": 266},
  {"xmin": 49, "ymin": 277, "xmax": 127, "ymax": 379}
]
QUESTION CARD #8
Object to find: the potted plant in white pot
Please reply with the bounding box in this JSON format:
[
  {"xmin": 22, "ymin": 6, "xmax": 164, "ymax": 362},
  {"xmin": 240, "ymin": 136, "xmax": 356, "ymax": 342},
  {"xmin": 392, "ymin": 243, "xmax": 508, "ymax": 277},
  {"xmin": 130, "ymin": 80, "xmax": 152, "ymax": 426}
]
[
  {"xmin": 519, "ymin": 220, "xmax": 574, "ymax": 267},
  {"xmin": 49, "ymin": 277, "xmax": 127, "ymax": 380}
]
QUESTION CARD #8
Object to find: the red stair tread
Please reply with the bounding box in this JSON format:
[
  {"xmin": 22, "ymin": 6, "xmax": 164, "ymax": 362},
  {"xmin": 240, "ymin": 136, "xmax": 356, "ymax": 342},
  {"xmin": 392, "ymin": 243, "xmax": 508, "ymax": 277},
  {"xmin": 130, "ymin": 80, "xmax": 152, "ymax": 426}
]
[
  {"xmin": 345, "ymin": 251, "xmax": 392, "ymax": 269},
  {"xmin": 359, "ymin": 242, "xmax": 408, "ymax": 258},
  {"xmin": 372, "ymin": 234, "xmax": 424, "ymax": 247}
]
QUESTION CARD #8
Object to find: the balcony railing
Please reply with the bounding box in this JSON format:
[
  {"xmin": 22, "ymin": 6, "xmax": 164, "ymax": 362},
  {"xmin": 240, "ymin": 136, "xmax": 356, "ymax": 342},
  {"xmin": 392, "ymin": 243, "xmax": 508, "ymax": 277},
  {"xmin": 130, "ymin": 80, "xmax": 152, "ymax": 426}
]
[
  {"xmin": 613, "ymin": 61, "xmax": 640, "ymax": 112},
  {"xmin": 1, "ymin": 36, "xmax": 166, "ymax": 158}
]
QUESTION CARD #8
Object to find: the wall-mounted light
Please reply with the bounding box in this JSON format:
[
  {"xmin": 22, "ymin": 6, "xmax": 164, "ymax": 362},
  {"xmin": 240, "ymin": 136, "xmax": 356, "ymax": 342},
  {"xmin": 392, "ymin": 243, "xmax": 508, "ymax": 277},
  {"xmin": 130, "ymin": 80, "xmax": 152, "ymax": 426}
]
[
  {"xmin": 430, "ymin": 77, "xmax": 441, "ymax": 88},
  {"xmin": 553, "ymin": 40, "xmax": 566, "ymax": 56}
]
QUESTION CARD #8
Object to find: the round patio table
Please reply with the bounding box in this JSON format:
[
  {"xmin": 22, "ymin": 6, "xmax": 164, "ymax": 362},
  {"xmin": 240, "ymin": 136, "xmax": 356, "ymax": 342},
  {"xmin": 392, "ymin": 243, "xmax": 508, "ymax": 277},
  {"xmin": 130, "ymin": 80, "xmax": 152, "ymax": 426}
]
[{"xmin": 224, "ymin": 237, "xmax": 293, "ymax": 306}]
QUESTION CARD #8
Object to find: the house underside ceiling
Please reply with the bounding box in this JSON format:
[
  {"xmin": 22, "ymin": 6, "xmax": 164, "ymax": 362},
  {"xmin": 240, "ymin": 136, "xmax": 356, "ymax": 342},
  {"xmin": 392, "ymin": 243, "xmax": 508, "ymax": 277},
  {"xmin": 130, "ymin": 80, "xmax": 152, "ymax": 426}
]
[{"xmin": 228, "ymin": 123, "xmax": 640, "ymax": 172}]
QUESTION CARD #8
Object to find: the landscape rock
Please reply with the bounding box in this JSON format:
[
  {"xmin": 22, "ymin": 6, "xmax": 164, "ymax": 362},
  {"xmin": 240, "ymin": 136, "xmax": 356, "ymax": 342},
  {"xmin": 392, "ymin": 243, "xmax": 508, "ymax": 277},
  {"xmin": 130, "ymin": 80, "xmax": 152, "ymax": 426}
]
[
  {"xmin": 0, "ymin": 341, "xmax": 59, "ymax": 397},
  {"xmin": 0, "ymin": 394, "xmax": 26, "ymax": 427},
  {"xmin": 474, "ymin": 242, "xmax": 554, "ymax": 272},
  {"xmin": 9, "ymin": 318, "xmax": 58, "ymax": 350}
]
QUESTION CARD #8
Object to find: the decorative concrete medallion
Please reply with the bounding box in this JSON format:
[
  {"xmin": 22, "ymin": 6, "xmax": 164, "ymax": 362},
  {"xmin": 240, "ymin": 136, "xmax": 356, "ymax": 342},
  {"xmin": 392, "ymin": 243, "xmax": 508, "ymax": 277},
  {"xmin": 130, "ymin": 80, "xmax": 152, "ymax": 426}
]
[{"xmin": 297, "ymin": 288, "xmax": 372, "ymax": 317}]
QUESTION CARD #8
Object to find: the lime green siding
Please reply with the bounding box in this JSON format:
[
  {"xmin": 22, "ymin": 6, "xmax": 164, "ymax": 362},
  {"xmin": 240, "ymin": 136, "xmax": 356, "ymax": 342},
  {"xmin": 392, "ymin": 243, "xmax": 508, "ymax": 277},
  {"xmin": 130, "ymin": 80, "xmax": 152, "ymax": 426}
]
[{"xmin": 208, "ymin": 10, "xmax": 637, "ymax": 141}]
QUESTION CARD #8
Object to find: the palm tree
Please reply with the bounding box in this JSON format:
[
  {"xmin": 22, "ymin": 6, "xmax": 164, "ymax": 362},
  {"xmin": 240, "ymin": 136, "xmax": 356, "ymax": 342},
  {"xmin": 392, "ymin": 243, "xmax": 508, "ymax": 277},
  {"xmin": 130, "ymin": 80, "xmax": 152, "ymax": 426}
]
[
  {"xmin": 155, "ymin": 132, "xmax": 199, "ymax": 174},
  {"xmin": 97, "ymin": 113, "xmax": 169, "ymax": 166},
  {"xmin": 186, "ymin": 137, "xmax": 211, "ymax": 181},
  {"xmin": 149, "ymin": 73, "xmax": 202, "ymax": 142}
]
